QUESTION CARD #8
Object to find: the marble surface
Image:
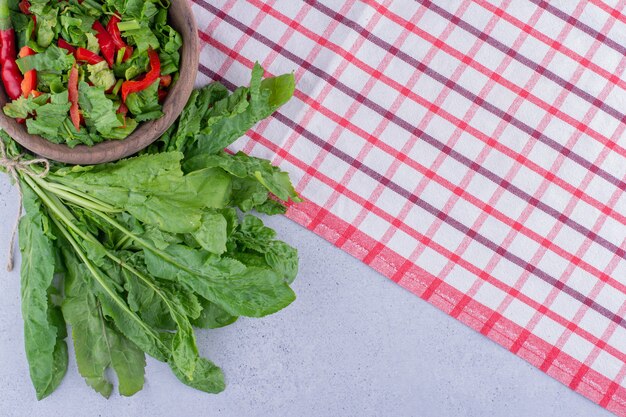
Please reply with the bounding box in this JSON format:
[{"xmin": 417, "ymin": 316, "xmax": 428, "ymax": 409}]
[{"xmin": 0, "ymin": 176, "xmax": 612, "ymax": 417}]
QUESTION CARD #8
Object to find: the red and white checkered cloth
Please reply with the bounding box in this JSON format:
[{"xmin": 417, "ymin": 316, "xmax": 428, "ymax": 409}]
[{"xmin": 193, "ymin": 0, "xmax": 626, "ymax": 414}]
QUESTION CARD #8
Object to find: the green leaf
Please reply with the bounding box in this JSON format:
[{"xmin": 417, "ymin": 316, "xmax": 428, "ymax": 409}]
[
  {"xmin": 87, "ymin": 61, "xmax": 116, "ymax": 91},
  {"xmin": 17, "ymin": 44, "xmax": 75, "ymax": 73},
  {"xmin": 25, "ymin": 92, "xmax": 71, "ymax": 142},
  {"xmin": 34, "ymin": 5, "xmax": 58, "ymax": 48},
  {"xmin": 123, "ymin": 258, "xmax": 201, "ymax": 330},
  {"xmin": 165, "ymin": 83, "xmax": 229, "ymax": 153},
  {"xmin": 18, "ymin": 181, "xmax": 68, "ymax": 400},
  {"xmin": 234, "ymin": 215, "xmax": 299, "ymax": 284},
  {"xmin": 188, "ymin": 63, "xmax": 295, "ymax": 155},
  {"xmin": 186, "ymin": 151, "xmax": 301, "ymax": 204},
  {"xmin": 143, "ymin": 244, "xmax": 296, "ymax": 317},
  {"xmin": 62, "ymin": 249, "xmax": 146, "ymax": 397},
  {"xmin": 255, "ymin": 198, "xmax": 287, "ymax": 215},
  {"xmin": 51, "ymin": 152, "xmax": 232, "ymax": 233},
  {"xmin": 192, "ymin": 297, "xmax": 238, "ymax": 329},
  {"xmin": 59, "ymin": 13, "xmax": 95, "ymax": 46},
  {"xmin": 171, "ymin": 357, "xmax": 225, "ymax": 394},
  {"xmin": 78, "ymin": 81, "xmax": 123, "ymax": 137},
  {"xmin": 193, "ymin": 211, "xmax": 228, "ymax": 255},
  {"xmin": 121, "ymin": 22, "xmax": 159, "ymax": 53},
  {"xmin": 161, "ymin": 64, "xmax": 294, "ymax": 156},
  {"xmin": 119, "ymin": 252, "xmax": 201, "ymax": 379},
  {"xmin": 3, "ymin": 93, "xmax": 50, "ymax": 119},
  {"xmin": 125, "ymin": 79, "xmax": 163, "ymax": 122},
  {"xmin": 109, "ymin": 327, "xmax": 147, "ymax": 396}
]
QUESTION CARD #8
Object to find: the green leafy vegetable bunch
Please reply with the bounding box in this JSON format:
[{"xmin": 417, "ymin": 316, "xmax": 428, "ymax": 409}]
[{"xmin": 1, "ymin": 63, "xmax": 300, "ymax": 399}]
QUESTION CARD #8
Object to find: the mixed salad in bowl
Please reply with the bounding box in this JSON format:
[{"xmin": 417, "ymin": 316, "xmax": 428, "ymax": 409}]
[{"xmin": 0, "ymin": 0, "xmax": 182, "ymax": 147}]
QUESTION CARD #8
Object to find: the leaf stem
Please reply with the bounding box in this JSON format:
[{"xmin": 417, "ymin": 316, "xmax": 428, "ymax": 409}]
[
  {"xmin": 29, "ymin": 174, "xmax": 121, "ymax": 213},
  {"xmin": 50, "ymin": 213, "xmax": 166, "ymax": 356},
  {"xmin": 91, "ymin": 210, "xmax": 200, "ymax": 277},
  {"xmin": 22, "ymin": 174, "xmax": 180, "ymax": 329}
]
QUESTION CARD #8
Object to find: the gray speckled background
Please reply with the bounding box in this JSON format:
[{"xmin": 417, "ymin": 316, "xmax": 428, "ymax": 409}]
[{"xmin": 0, "ymin": 176, "xmax": 612, "ymax": 416}]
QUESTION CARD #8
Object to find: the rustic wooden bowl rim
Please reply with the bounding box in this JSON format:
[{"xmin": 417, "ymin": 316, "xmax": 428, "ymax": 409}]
[{"xmin": 0, "ymin": 1, "xmax": 199, "ymax": 165}]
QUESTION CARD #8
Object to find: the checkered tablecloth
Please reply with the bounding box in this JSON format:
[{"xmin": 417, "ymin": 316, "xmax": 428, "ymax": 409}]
[{"xmin": 193, "ymin": 0, "xmax": 626, "ymax": 414}]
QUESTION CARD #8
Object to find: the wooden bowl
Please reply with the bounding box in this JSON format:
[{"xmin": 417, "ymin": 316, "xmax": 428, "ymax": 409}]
[{"xmin": 0, "ymin": 1, "xmax": 199, "ymax": 165}]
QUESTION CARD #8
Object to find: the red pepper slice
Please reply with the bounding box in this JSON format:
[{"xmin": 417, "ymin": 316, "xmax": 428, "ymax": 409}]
[
  {"xmin": 157, "ymin": 89, "xmax": 167, "ymax": 102},
  {"xmin": 92, "ymin": 20, "xmax": 115, "ymax": 67},
  {"xmin": 121, "ymin": 48, "xmax": 160, "ymax": 102},
  {"xmin": 75, "ymin": 47, "xmax": 104, "ymax": 65},
  {"xmin": 68, "ymin": 64, "xmax": 80, "ymax": 131},
  {"xmin": 58, "ymin": 38, "xmax": 76, "ymax": 54},
  {"xmin": 19, "ymin": 46, "xmax": 36, "ymax": 97},
  {"xmin": 107, "ymin": 15, "xmax": 133, "ymax": 62},
  {"xmin": 160, "ymin": 74, "xmax": 171, "ymax": 88}
]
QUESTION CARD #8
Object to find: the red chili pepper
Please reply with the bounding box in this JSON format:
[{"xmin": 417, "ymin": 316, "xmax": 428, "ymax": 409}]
[
  {"xmin": 68, "ymin": 64, "xmax": 80, "ymax": 131},
  {"xmin": 121, "ymin": 48, "xmax": 160, "ymax": 102},
  {"xmin": 0, "ymin": 0, "xmax": 24, "ymax": 100},
  {"xmin": 75, "ymin": 47, "xmax": 104, "ymax": 65},
  {"xmin": 19, "ymin": 46, "xmax": 36, "ymax": 97},
  {"xmin": 107, "ymin": 15, "xmax": 133, "ymax": 62},
  {"xmin": 58, "ymin": 38, "xmax": 76, "ymax": 54},
  {"xmin": 18, "ymin": 0, "xmax": 30, "ymax": 14},
  {"xmin": 92, "ymin": 20, "xmax": 115, "ymax": 67},
  {"xmin": 160, "ymin": 74, "xmax": 172, "ymax": 88}
]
